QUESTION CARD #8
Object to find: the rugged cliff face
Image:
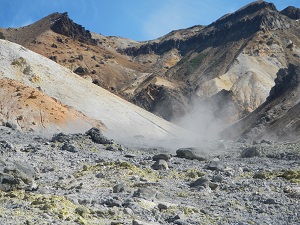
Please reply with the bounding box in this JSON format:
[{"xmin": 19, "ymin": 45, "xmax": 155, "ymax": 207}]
[
  {"xmin": 121, "ymin": 1, "xmax": 300, "ymax": 127},
  {"xmin": 222, "ymin": 63, "xmax": 300, "ymax": 141},
  {"xmin": 50, "ymin": 12, "xmax": 97, "ymax": 45}
]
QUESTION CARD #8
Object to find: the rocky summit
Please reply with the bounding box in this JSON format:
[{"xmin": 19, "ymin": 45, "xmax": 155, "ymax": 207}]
[{"xmin": 0, "ymin": 0, "xmax": 300, "ymax": 224}]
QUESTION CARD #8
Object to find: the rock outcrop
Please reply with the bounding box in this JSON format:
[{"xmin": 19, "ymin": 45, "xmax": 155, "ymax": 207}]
[
  {"xmin": 50, "ymin": 12, "xmax": 97, "ymax": 44},
  {"xmin": 222, "ymin": 63, "xmax": 300, "ymax": 141}
]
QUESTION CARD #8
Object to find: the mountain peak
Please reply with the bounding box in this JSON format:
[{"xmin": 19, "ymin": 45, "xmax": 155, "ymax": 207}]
[
  {"xmin": 281, "ymin": 6, "xmax": 300, "ymax": 20},
  {"xmin": 50, "ymin": 12, "xmax": 97, "ymax": 45}
]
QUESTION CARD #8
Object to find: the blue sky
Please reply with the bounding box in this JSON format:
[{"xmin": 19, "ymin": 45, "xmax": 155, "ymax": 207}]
[{"xmin": 0, "ymin": 0, "xmax": 299, "ymax": 41}]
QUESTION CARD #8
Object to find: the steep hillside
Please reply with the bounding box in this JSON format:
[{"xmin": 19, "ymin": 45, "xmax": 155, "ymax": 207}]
[
  {"xmin": 222, "ymin": 63, "xmax": 300, "ymax": 141},
  {"xmin": 0, "ymin": 39, "xmax": 193, "ymax": 144},
  {"xmin": 0, "ymin": 78, "xmax": 104, "ymax": 134},
  {"xmin": 0, "ymin": 13, "xmax": 150, "ymax": 96}
]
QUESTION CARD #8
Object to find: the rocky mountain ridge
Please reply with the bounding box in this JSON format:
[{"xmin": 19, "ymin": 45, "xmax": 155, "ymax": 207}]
[{"xmin": 1, "ymin": 1, "xmax": 300, "ymax": 141}]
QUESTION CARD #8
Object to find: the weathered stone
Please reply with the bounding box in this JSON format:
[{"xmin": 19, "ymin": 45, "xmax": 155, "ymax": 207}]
[
  {"xmin": 61, "ymin": 143, "xmax": 77, "ymax": 153},
  {"xmin": 190, "ymin": 177, "xmax": 209, "ymax": 188},
  {"xmin": 206, "ymin": 160, "xmax": 225, "ymax": 171},
  {"xmin": 86, "ymin": 127, "xmax": 113, "ymax": 144},
  {"xmin": 241, "ymin": 147, "xmax": 260, "ymax": 158},
  {"xmin": 176, "ymin": 148, "xmax": 206, "ymax": 161},
  {"xmin": 152, "ymin": 154, "xmax": 171, "ymax": 162},
  {"xmin": 133, "ymin": 188, "xmax": 158, "ymax": 199},
  {"xmin": 103, "ymin": 198, "xmax": 123, "ymax": 207},
  {"xmin": 151, "ymin": 159, "xmax": 169, "ymax": 170},
  {"xmin": 0, "ymin": 160, "xmax": 37, "ymax": 191},
  {"xmin": 113, "ymin": 184, "xmax": 127, "ymax": 193},
  {"xmin": 263, "ymin": 198, "xmax": 276, "ymax": 204}
]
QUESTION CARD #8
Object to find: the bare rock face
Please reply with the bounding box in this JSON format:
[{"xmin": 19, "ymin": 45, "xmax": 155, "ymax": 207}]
[
  {"xmin": 267, "ymin": 64, "xmax": 300, "ymax": 102},
  {"xmin": 50, "ymin": 12, "xmax": 96, "ymax": 45},
  {"xmin": 222, "ymin": 63, "xmax": 300, "ymax": 142}
]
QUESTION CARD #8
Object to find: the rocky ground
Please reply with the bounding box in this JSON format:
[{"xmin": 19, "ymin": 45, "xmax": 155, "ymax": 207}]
[{"xmin": 0, "ymin": 126, "xmax": 299, "ymax": 225}]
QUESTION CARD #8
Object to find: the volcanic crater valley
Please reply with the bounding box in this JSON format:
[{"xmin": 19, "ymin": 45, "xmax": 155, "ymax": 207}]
[{"xmin": 0, "ymin": 1, "xmax": 300, "ymax": 225}]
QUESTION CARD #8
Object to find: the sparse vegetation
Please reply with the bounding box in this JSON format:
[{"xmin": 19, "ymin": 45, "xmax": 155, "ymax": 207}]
[{"xmin": 189, "ymin": 53, "xmax": 206, "ymax": 70}]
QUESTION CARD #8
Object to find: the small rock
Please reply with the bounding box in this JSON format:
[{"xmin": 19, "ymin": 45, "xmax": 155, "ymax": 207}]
[
  {"xmin": 61, "ymin": 143, "xmax": 77, "ymax": 153},
  {"xmin": 4, "ymin": 122, "xmax": 17, "ymax": 130},
  {"xmin": 106, "ymin": 145, "xmax": 117, "ymax": 151},
  {"xmin": 241, "ymin": 147, "xmax": 260, "ymax": 158},
  {"xmin": 152, "ymin": 154, "xmax": 171, "ymax": 162},
  {"xmin": 212, "ymin": 175, "xmax": 223, "ymax": 183},
  {"xmin": 151, "ymin": 159, "xmax": 169, "ymax": 170},
  {"xmin": 75, "ymin": 206, "xmax": 90, "ymax": 218},
  {"xmin": 132, "ymin": 220, "xmax": 160, "ymax": 225},
  {"xmin": 133, "ymin": 188, "xmax": 158, "ymax": 199},
  {"xmin": 205, "ymin": 160, "xmax": 225, "ymax": 171},
  {"xmin": 263, "ymin": 198, "xmax": 276, "ymax": 204},
  {"xmin": 208, "ymin": 182, "xmax": 219, "ymax": 190},
  {"xmin": 95, "ymin": 173, "xmax": 105, "ymax": 178},
  {"xmin": 103, "ymin": 198, "xmax": 123, "ymax": 207},
  {"xmin": 190, "ymin": 177, "xmax": 209, "ymax": 188},
  {"xmin": 157, "ymin": 202, "xmax": 171, "ymax": 210},
  {"xmin": 123, "ymin": 207, "xmax": 134, "ymax": 215},
  {"xmin": 176, "ymin": 148, "xmax": 206, "ymax": 161},
  {"xmin": 124, "ymin": 154, "xmax": 136, "ymax": 158},
  {"xmin": 113, "ymin": 184, "xmax": 127, "ymax": 193}
]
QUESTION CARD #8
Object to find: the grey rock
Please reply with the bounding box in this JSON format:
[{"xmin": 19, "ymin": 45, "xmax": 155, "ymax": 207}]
[
  {"xmin": 241, "ymin": 147, "xmax": 260, "ymax": 158},
  {"xmin": 190, "ymin": 177, "xmax": 209, "ymax": 188},
  {"xmin": 206, "ymin": 160, "xmax": 225, "ymax": 171},
  {"xmin": 152, "ymin": 154, "xmax": 171, "ymax": 162},
  {"xmin": 212, "ymin": 175, "xmax": 223, "ymax": 183},
  {"xmin": 4, "ymin": 122, "xmax": 17, "ymax": 130},
  {"xmin": 208, "ymin": 182, "xmax": 219, "ymax": 190},
  {"xmin": 103, "ymin": 198, "xmax": 123, "ymax": 207},
  {"xmin": 157, "ymin": 202, "xmax": 169, "ymax": 210},
  {"xmin": 151, "ymin": 159, "xmax": 169, "ymax": 170},
  {"xmin": 133, "ymin": 188, "xmax": 158, "ymax": 199},
  {"xmin": 263, "ymin": 198, "xmax": 276, "ymax": 204},
  {"xmin": 86, "ymin": 127, "xmax": 113, "ymax": 144},
  {"xmin": 176, "ymin": 148, "xmax": 206, "ymax": 161},
  {"xmin": 132, "ymin": 220, "xmax": 160, "ymax": 225},
  {"xmin": 124, "ymin": 154, "xmax": 136, "ymax": 158},
  {"xmin": 51, "ymin": 132, "xmax": 71, "ymax": 143},
  {"xmin": 166, "ymin": 214, "xmax": 186, "ymax": 223},
  {"xmin": 0, "ymin": 160, "xmax": 37, "ymax": 191},
  {"xmin": 61, "ymin": 143, "xmax": 78, "ymax": 153},
  {"xmin": 113, "ymin": 183, "xmax": 127, "ymax": 193},
  {"xmin": 95, "ymin": 173, "xmax": 105, "ymax": 178}
]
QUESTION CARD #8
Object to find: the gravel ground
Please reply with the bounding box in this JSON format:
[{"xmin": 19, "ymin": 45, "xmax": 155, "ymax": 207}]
[{"xmin": 0, "ymin": 126, "xmax": 299, "ymax": 225}]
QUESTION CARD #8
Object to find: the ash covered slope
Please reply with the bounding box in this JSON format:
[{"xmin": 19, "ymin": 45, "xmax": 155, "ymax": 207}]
[
  {"xmin": 0, "ymin": 39, "xmax": 191, "ymax": 143},
  {"xmin": 122, "ymin": 1, "xmax": 300, "ymax": 124},
  {"xmin": 0, "ymin": 78, "xmax": 104, "ymax": 134},
  {"xmin": 222, "ymin": 63, "xmax": 300, "ymax": 142}
]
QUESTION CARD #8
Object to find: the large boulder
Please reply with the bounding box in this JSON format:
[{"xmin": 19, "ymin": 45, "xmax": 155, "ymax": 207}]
[
  {"xmin": 176, "ymin": 148, "xmax": 206, "ymax": 161},
  {"xmin": 0, "ymin": 160, "xmax": 37, "ymax": 191},
  {"xmin": 85, "ymin": 127, "xmax": 113, "ymax": 144}
]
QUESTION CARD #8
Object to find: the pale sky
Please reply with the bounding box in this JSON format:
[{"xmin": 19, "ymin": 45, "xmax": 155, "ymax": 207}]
[{"xmin": 0, "ymin": 0, "xmax": 299, "ymax": 41}]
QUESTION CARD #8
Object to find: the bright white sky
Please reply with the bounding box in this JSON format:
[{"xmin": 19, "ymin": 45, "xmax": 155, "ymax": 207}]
[{"xmin": 0, "ymin": 0, "xmax": 299, "ymax": 41}]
